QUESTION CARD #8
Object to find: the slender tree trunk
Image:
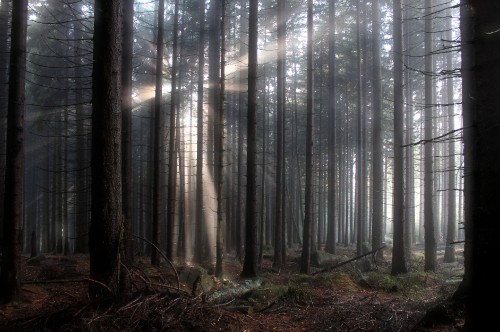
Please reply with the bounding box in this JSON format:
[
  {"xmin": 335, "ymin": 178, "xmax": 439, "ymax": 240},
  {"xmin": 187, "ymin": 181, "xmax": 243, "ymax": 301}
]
[
  {"xmin": 166, "ymin": 0, "xmax": 180, "ymax": 261},
  {"xmin": 325, "ymin": 0, "xmax": 337, "ymax": 255},
  {"xmin": 240, "ymin": 0, "xmax": 258, "ymax": 279},
  {"xmin": 194, "ymin": 0, "xmax": 205, "ymax": 264},
  {"xmin": 0, "ymin": 0, "xmax": 27, "ymax": 303},
  {"xmin": 273, "ymin": 0, "xmax": 285, "ymax": 268},
  {"xmin": 371, "ymin": 0, "xmax": 384, "ymax": 260},
  {"xmin": 73, "ymin": 4, "xmax": 89, "ymax": 253},
  {"xmin": 403, "ymin": 0, "xmax": 414, "ymax": 256},
  {"xmin": 443, "ymin": 7, "xmax": 456, "ymax": 263},
  {"xmin": 391, "ymin": 0, "xmax": 408, "ymax": 275},
  {"xmin": 151, "ymin": 0, "xmax": 165, "ymax": 267},
  {"xmin": 0, "ymin": 0, "xmax": 10, "ymax": 244},
  {"xmin": 355, "ymin": 0, "xmax": 364, "ymax": 256},
  {"xmin": 424, "ymin": 0, "xmax": 437, "ymax": 272},
  {"xmin": 215, "ymin": 0, "xmax": 226, "ymax": 278},
  {"xmin": 121, "ymin": 0, "xmax": 134, "ymax": 265},
  {"xmin": 300, "ymin": 0, "xmax": 314, "ymax": 275},
  {"xmin": 236, "ymin": 0, "xmax": 247, "ymax": 261}
]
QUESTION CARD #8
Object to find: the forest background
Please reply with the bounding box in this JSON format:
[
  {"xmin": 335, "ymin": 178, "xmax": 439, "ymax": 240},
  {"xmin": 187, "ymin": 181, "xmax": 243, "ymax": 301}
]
[{"xmin": 0, "ymin": 0, "xmax": 498, "ymax": 331}]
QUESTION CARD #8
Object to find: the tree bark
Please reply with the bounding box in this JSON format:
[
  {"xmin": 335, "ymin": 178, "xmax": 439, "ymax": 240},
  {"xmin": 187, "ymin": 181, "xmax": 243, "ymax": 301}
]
[
  {"xmin": 273, "ymin": 0, "xmax": 285, "ymax": 268},
  {"xmin": 424, "ymin": 0, "xmax": 437, "ymax": 272},
  {"xmin": 300, "ymin": 0, "xmax": 314, "ymax": 275},
  {"xmin": 0, "ymin": 0, "xmax": 27, "ymax": 303},
  {"xmin": 391, "ymin": 0, "xmax": 408, "ymax": 275},
  {"xmin": 151, "ymin": 0, "xmax": 165, "ymax": 267},
  {"xmin": 215, "ymin": 0, "xmax": 226, "ymax": 278},
  {"xmin": 371, "ymin": 0, "xmax": 384, "ymax": 261},
  {"xmin": 121, "ymin": 0, "xmax": 134, "ymax": 264},
  {"xmin": 240, "ymin": 0, "xmax": 258, "ymax": 279},
  {"xmin": 462, "ymin": 1, "xmax": 500, "ymax": 329},
  {"xmin": 194, "ymin": 0, "xmax": 206, "ymax": 264},
  {"xmin": 325, "ymin": 0, "xmax": 337, "ymax": 255},
  {"xmin": 166, "ymin": 0, "xmax": 180, "ymax": 261},
  {"xmin": 88, "ymin": 0, "xmax": 124, "ymax": 299}
]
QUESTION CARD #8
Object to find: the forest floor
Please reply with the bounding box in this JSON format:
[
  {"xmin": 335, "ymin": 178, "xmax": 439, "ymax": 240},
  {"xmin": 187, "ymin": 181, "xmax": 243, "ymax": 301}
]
[{"xmin": 0, "ymin": 244, "xmax": 465, "ymax": 331}]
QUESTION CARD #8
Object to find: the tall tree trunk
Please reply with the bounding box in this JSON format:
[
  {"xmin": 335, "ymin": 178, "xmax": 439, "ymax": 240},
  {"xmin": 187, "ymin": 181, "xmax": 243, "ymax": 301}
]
[
  {"xmin": 73, "ymin": 3, "xmax": 89, "ymax": 253},
  {"xmin": 151, "ymin": 0, "xmax": 165, "ymax": 267},
  {"xmin": 443, "ymin": 6, "xmax": 456, "ymax": 264},
  {"xmin": 300, "ymin": 0, "xmax": 313, "ymax": 275},
  {"xmin": 0, "ymin": 0, "xmax": 10, "ymax": 243},
  {"xmin": 403, "ymin": 0, "xmax": 414, "ymax": 257},
  {"xmin": 0, "ymin": 0, "xmax": 27, "ymax": 303},
  {"xmin": 215, "ymin": 0, "xmax": 226, "ymax": 278},
  {"xmin": 391, "ymin": 0, "xmax": 408, "ymax": 275},
  {"xmin": 461, "ymin": 1, "xmax": 500, "ymax": 329},
  {"xmin": 424, "ymin": 0, "xmax": 437, "ymax": 272},
  {"xmin": 325, "ymin": 0, "xmax": 336, "ymax": 255},
  {"xmin": 273, "ymin": 0, "xmax": 285, "ymax": 268},
  {"xmin": 166, "ymin": 0, "xmax": 180, "ymax": 261},
  {"xmin": 208, "ymin": 0, "xmax": 222, "ymax": 177},
  {"xmin": 194, "ymin": 0, "xmax": 206, "ymax": 264},
  {"xmin": 371, "ymin": 0, "xmax": 384, "ymax": 260},
  {"xmin": 121, "ymin": 0, "xmax": 134, "ymax": 264},
  {"xmin": 240, "ymin": 0, "xmax": 258, "ymax": 279},
  {"xmin": 236, "ymin": 0, "xmax": 247, "ymax": 261},
  {"xmin": 355, "ymin": 0, "xmax": 365, "ymax": 256},
  {"xmin": 88, "ymin": 0, "xmax": 124, "ymax": 299}
]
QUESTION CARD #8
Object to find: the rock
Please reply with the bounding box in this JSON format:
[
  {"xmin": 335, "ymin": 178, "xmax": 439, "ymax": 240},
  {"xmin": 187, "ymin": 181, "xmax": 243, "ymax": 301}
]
[
  {"xmin": 179, "ymin": 266, "xmax": 214, "ymax": 295},
  {"xmin": 311, "ymin": 250, "xmax": 336, "ymax": 267}
]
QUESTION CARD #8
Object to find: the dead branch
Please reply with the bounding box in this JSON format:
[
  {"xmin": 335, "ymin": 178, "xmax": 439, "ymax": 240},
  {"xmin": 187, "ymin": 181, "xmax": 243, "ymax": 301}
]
[
  {"xmin": 131, "ymin": 234, "xmax": 180, "ymax": 291},
  {"xmin": 21, "ymin": 278, "xmax": 87, "ymax": 284}
]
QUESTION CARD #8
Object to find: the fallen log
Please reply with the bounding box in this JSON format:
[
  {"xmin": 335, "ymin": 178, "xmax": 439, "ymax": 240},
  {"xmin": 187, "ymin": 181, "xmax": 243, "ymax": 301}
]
[
  {"xmin": 206, "ymin": 279, "xmax": 262, "ymax": 304},
  {"xmin": 312, "ymin": 246, "xmax": 386, "ymax": 275}
]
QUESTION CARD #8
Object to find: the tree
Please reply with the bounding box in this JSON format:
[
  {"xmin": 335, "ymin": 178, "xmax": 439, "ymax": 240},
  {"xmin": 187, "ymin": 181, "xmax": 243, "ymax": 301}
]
[
  {"xmin": 215, "ymin": 0, "xmax": 226, "ymax": 278},
  {"xmin": 0, "ymin": 0, "xmax": 10, "ymax": 244},
  {"xmin": 461, "ymin": 1, "xmax": 500, "ymax": 329},
  {"xmin": 240, "ymin": 0, "xmax": 258, "ymax": 279},
  {"xmin": 122, "ymin": 0, "xmax": 134, "ymax": 264},
  {"xmin": 273, "ymin": 0, "xmax": 285, "ymax": 268},
  {"xmin": 88, "ymin": 0, "xmax": 124, "ymax": 299},
  {"xmin": 194, "ymin": 0, "xmax": 206, "ymax": 264},
  {"xmin": 391, "ymin": 0, "xmax": 408, "ymax": 275},
  {"xmin": 0, "ymin": 0, "xmax": 27, "ymax": 303},
  {"xmin": 151, "ymin": 0, "xmax": 165, "ymax": 267},
  {"xmin": 443, "ymin": 6, "xmax": 456, "ymax": 264},
  {"xmin": 166, "ymin": 0, "xmax": 180, "ymax": 261},
  {"xmin": 423, "ymin": 0, "xmax": 437, "ymax": 272},
  {"xmin": 325, "ymin": 0, "xmax": 336, "ymax": 256},
  {"xmin": 371, "ymin": 0, "xmax": 384, "ymax": 261},
  {"xmin": 300, "ymin": 0, "xmax": 313, "ymax": 275}
]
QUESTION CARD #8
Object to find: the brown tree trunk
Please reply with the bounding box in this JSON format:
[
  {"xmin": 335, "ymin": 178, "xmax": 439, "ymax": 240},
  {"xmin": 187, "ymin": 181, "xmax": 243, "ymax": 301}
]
[
  {"xmin": 151, "ymin": 0, "xmax": 165, "ymax": 267},
  {"xmin": 273, "ymin": 0, "xmax": 285, "ymax": 268},
  {"xmin": 194, "ymin": 0, "xmax": 205, "ymax": 264},
  {"xmin": 424, "ymin": 0, "xmax": 437, "ymax": 272},
  {"xmin": 462, "ymin": 1, "xmax": 500, "ymax": 329},
  {"xmin": 0, "ymin": 0, "xmax": 27, "ymax": 304},
  {"xmin": 371, "ymin": 0, "xmax": 384, "ymax": 261},
  {"xmin": 240, "ymin": 0, "xmax": 258, "ymax": 279},
  {"xmin": 300, "ymin": 0, "xmax": 314, "ymax": 275},
  {"xmin": 215, "ymin": 0, "xmax": 226, "ymax": 278},
  {"xmin": 166, "ymin": 0, "xmax": 180, "ymax": 261},
  {"xmin": 88, "ymin": 0, "xmax": 124, "ymax": 299},
  {"xmin": 391, "ymin": 0, "xmax": 408, "ymax": 275}
]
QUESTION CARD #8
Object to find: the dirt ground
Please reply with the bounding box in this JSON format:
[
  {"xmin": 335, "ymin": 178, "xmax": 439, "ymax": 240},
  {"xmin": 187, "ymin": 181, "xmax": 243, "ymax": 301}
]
[{"xmin": 0, "ymin": 245, "xmax": 465, "ymax": 331}]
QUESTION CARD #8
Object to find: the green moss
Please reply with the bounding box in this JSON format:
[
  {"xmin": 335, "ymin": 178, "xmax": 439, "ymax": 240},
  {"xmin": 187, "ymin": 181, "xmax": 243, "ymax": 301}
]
[{"xmin": 320, "ymin": 272, "xmax": 360, "ymax": 291}]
